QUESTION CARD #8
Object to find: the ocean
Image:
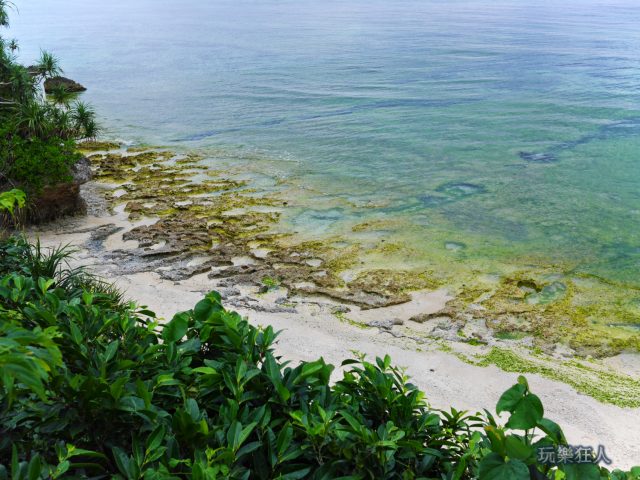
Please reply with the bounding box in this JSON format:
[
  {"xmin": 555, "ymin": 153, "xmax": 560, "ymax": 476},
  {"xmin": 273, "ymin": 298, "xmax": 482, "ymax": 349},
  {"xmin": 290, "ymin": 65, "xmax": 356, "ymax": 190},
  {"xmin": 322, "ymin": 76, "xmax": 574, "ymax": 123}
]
[{"xmin": 12, "ymin": 0, "xmax": 640, "ymax": 322}]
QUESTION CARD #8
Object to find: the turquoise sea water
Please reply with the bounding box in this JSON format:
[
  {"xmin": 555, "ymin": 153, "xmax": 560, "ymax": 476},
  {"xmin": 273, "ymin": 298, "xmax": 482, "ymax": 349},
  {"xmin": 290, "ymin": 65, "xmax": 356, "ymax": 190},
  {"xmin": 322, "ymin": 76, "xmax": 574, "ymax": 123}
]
[{"xmin": 10, "ymin": 1, "xmax": 640, "ymax": 291}]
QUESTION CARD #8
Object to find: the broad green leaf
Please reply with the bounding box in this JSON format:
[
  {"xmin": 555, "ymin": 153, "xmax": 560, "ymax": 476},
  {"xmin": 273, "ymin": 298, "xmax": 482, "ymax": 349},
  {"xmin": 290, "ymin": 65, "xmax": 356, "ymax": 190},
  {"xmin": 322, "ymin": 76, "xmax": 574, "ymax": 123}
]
[
  {"xmin": 484, "ymin": 426, "xmax": 506, "ymax": 458},
  {"xmin": 193, "ymin": 292, "xmax": 223, "ymax": 322},
  {"xmin": 561, "ymin": 463, "xmax": 601, "ymax": 480},
  {"xmin": 506, "ymin": 394, "xmax": 544, "ymax": 430},
  {"xmin": 227, "ymin": 421, "xmax": 242, "ymax": 451},
  {"xmin": 27, "ymin": 455, "xmax": 41, "ymax": 480},
  {"xmin": 265, "ymin": 352, "xmax": 290, "ymax": 402},
  {"xmin": 162, "ymin": 312, "xmax": 189, "ymax": 343},
  {"xmin": 112, "ymin": 447, "xmax": 133, "ymax": 479},
  {"xmin": 504, "ymin": 436, "xmax": 533, "ymax": 461},
  {"xmin": 276, "ymin": 423, "xmax": 293, "ymax": 459},
  {"xmin": 537, "ymin": 418, "xmax": 566, "ymax": 444},
  {"xmin": 478, "ymin": 453, "xmax": 529, "ymax": 480},
  {"xmin": 496, "ymin": 383, "xmax": 526, "ymax": 414},
  {"xmin": 103, "ymin": 340, "xmax": 119, "ymax": 363}
]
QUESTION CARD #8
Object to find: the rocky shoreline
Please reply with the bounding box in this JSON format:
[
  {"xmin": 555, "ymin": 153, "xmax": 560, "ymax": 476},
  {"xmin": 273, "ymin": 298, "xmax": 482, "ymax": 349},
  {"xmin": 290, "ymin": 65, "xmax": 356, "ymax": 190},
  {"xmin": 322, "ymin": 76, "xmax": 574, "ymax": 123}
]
[
  {"xmin": 24, "ymin": 140, "xmax": 638, "ymax": 401},
  {"xmin": 68, "ymin": 143, "xmax": 635, "ymax": 354},
  {"xmin": 82, "ymin": 143, "xmax": 440, "ymax": 309},
  {"xmin": 28, "ymin": 150, "xmax": 640, "ymax": 467}
]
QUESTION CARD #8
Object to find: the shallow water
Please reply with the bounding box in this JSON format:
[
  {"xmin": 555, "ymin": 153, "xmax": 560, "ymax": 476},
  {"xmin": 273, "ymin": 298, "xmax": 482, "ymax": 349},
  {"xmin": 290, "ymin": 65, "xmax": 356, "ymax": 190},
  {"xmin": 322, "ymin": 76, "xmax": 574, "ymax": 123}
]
[{"xmin": 10, "ymin": 1, "xmax": 640, "ymax": 296}]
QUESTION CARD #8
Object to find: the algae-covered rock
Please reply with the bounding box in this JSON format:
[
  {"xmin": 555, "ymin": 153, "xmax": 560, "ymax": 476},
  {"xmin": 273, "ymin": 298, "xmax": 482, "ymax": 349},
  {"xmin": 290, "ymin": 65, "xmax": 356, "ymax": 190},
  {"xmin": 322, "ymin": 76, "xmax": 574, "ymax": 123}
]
[{"xmin": 78, "ymin": 140, "xmax": 121, "ymax": 151}]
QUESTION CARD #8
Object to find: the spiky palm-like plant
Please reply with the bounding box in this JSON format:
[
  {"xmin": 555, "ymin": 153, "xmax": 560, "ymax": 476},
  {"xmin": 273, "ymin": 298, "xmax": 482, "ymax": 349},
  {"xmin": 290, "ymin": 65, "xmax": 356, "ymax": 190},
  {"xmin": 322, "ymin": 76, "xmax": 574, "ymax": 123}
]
[
  {"xmin": 0, "ymin": 0, "xmax": 15, "ymax": 28},
  {"xmin": 71, "ymin": 100, "xmax": 94, "ymax": 125},
  {"xmin": 34, "ymin": 50, "xmax": 61, "ymax": 79},
  {"xmin": 80, "ymin": 117, "xmax": 100, "ymax": 139},
  {"xmin": 48, "ymin": 84, "xmax": 74, "ymax": 107}
]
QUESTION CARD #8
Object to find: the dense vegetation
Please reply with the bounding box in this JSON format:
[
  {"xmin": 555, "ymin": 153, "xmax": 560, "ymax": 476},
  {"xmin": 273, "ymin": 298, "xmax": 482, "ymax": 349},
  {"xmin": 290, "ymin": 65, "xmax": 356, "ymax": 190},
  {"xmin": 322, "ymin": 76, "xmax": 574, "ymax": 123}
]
[
  {"xmin": 0, "ymin": 236, "xmax": 638, "ymax": 480},
  {"xmin": 0, "ymin": 1, "xmax": 97, "ymax": 195}
]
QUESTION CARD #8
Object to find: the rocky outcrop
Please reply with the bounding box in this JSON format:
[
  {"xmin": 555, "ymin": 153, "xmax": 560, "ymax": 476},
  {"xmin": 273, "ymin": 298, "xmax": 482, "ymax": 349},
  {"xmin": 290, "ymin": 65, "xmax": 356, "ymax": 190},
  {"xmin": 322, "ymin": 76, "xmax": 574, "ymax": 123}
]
[
  {"xmin": 71, "ymin": 156, "xmax": 92, "ymax": 184},
  {"xmin": 43, "ymin": 76, "xmax": 87, "ymax": 93},
  {"xmin": 26, "ymin": 157, "xmax": 93, "ymax": 223},
  {"xmin": 1, "ymin": 157, "xmax": 93, "ymax": 226}
]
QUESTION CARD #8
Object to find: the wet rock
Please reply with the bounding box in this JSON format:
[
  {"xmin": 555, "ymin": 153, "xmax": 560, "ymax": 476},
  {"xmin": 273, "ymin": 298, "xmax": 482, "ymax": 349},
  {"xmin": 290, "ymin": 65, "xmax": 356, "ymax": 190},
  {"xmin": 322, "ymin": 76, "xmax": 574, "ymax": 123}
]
[
  {"xmin": 517, "ymin": 279, "xmax": 540, "ymax": 293},
  {"xmin": 125, "ymin": 201, "xmax": 145, "ymax": 214},
  {"xmin": 348, "ymin": 269, "xmax": 438, "ymax": 297},
  {"xmin": 89, "ymin": 223, "xmax": 124, "ymax": 245},
  {"xmin": 331, "ymin": 305, "xmax": 351, "ymax": 314},
  {"xmin": 275, "ymin": 297, "xmax": 294, "ymax": 305},
  {"xmin": 72, "ymin": 157, "xmax": 93, "ymax": 184},
  {"xmin": 314, "ymin": 286, "xmax": 409, "ymax": 309},
  {"xmin": 85, "ymin": 149, "xmax": 447, "ymax": 312},
  {"xmin": 44, "ymin": 76, "xmax": 86, "ymax": 93},
  {"xmin": 139, "ymin": 248, "xmax": 183, "ymax": 258},
  {"xmin": 367, "ymin": 319, "xmax": 396, "ymax": 330},
  {"xmin": 250, "ymin": 303, "xmax": 297, "ymax": 314},
  {"xmin": 219, "ymin": 287, "xmax": 242, "ymax": 298},
  {"xmin": 78, "ymin": 140, "xmax": 121, "ymax": 151},
  {"xmin": 410, "ymin": 306, "xmax": 457, "ymax": 323},
  {"xmin": 159, "ymin": 261, "xmax": 215, "ymax": 281}
]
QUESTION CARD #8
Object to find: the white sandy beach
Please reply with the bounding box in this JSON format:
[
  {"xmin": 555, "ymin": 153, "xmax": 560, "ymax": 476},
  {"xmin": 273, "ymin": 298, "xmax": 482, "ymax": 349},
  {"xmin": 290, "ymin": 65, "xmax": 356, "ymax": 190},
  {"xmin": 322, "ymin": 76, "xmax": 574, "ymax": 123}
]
[{"xmin": 29, "ymin": 184, "xmax": 640, "ymax": 470}]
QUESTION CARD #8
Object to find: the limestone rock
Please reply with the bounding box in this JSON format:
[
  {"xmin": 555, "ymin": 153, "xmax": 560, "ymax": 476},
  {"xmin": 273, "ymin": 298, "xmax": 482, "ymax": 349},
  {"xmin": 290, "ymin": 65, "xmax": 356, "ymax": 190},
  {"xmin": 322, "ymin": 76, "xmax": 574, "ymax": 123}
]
[{"xmin": 44, "ymin": 76, "xmax": 87, "ymax": 93}]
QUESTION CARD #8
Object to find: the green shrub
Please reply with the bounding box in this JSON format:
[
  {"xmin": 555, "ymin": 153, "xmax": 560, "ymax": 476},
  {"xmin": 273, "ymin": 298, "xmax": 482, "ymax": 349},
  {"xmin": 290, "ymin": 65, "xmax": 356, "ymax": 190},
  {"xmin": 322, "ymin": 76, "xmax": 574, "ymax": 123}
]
[
  {"xmin": 0, "ymin": 238, "xmax": 638, "ymax": 479},
  {"xmin": 0, "ymin": 122, "xmax": 81, "ymax": 194}
]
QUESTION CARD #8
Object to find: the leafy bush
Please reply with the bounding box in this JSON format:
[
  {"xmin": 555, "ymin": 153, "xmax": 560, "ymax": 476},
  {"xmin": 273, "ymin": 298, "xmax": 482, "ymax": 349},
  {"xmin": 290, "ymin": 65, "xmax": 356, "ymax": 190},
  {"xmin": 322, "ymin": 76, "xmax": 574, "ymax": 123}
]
[
  {"xmin": 0, "ymin": 124, "xmax": 81, "ymax": 193},
  {"xmin": 0, "ymin": 2, "xmax": 97, "ymax": 195},
  {"xmin": 0, "ymin": 238, "xmax": 638, "ymax": 479}
]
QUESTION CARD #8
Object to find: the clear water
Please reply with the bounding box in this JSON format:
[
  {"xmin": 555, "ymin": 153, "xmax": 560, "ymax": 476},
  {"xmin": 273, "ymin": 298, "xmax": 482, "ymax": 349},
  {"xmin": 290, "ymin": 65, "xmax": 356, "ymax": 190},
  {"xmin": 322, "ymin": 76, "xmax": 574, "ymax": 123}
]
[{"xmin": 10, "ymin": 0, "xmax": 640, "ymax": 287}]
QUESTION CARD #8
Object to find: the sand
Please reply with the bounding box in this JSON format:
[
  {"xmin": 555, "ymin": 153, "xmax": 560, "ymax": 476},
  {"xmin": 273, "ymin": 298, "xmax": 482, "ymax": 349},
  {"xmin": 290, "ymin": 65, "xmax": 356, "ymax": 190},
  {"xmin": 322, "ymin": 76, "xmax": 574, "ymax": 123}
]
[{"xmin": 28, "ymin": 184, "xmax": 640, "ymax": 470}]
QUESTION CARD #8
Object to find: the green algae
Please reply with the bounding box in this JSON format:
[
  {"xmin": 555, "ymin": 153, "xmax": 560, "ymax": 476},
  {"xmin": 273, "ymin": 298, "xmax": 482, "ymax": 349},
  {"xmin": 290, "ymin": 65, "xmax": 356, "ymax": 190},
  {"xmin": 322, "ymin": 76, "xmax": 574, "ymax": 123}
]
[
  {"xmin": 78, "ymin": 140, "xmax": 121, "ymax": 151},
  {"xmin": 349, "ymin": 269, "xmax": 440, "ymax": 296},
  {"xmin": 436, "ymin": 267, "xmax": 640, "ymax": 357},
  {"xmin": 474, "ymin": 347, "xmax": 640, "ymax": 408},
  {"xmin": 333, "ymin": 310, "xmax": 368, "ymax": 329}
]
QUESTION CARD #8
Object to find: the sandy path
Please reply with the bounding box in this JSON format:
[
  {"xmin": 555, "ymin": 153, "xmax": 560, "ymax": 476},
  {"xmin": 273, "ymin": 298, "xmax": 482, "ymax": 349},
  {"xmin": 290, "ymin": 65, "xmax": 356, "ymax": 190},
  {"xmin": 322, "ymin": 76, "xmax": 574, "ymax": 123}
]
[{"xmin": 30, "ymin": 201, "xmax": 640, "ymax": 469}]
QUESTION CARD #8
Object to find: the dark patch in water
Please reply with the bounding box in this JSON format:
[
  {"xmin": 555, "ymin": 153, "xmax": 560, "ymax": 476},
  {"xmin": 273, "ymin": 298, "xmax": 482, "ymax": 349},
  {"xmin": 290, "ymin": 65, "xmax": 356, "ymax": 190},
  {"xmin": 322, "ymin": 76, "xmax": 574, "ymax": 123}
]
[{"xmin": 517, "ymin": 116, "xmax": 640, "ymax": 165}]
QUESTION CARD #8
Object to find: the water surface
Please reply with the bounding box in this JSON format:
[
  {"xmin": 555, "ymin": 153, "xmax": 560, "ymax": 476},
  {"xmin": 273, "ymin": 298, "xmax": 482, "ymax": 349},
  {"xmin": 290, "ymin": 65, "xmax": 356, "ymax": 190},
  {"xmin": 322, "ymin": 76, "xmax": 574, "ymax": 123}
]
[{"xmin": 11, "ymin": 0, "xmax": 640, "ymax": 307}]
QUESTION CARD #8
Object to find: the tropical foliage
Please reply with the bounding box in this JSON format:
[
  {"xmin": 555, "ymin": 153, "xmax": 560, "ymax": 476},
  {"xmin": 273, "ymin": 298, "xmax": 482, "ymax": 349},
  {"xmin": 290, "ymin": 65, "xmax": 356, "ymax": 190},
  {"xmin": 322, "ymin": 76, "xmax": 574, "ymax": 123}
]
[
  {"xmin": 0, "ymin": 1, "xmax": 97, "ymax": 194},
  {"xmin": 0, "ymin": 237, "xmax": 638, "ymax": 479},
  {"xmin": 0, "ymin": 188, "xmax": 24, "ymax": 216}
]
